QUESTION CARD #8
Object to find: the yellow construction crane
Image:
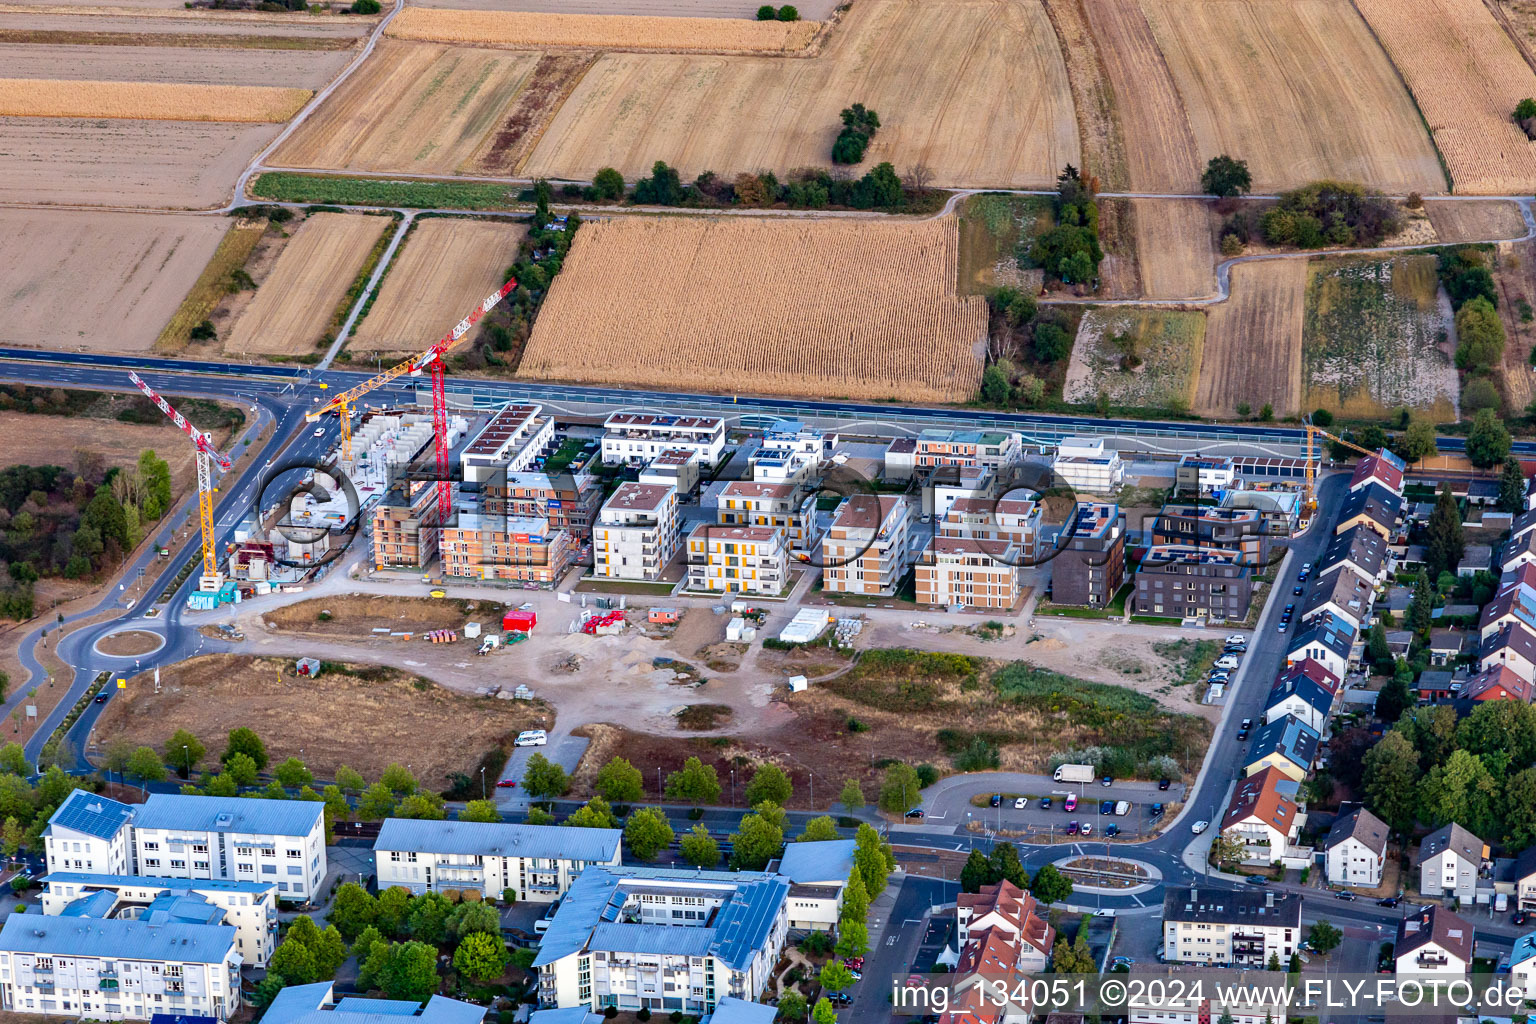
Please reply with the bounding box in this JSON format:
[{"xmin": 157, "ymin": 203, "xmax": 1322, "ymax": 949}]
[{"xmin": 1302, "ymin": 417, "xmax": 1382, "ymax": 513}]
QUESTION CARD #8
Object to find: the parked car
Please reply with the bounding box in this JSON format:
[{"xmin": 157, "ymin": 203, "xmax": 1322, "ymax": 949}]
[
  {"xmin": 1246, "ymin": 875, "xmax": 1269, "ymax": 885},
  {"xmin": 1191, "ymin": 820, "xmax": 1209, "ymax": 834},
  {"xmin": 1101, "ymin": 776, "xmax": 1114, "ymax": 787},
  {"xmin": 1065, "ymin": 794, "xmax": 1078, "ymax": 812},
  {"xmin": 1237, "ymin": 726, "xmax": 1250, "ymax": 740},
  {"xmin": 1040, "ymin": 797, "xmax": 1053, "ymax": 809},
  {"xmin": 990, "ymin": 794, "xmax": 1002, "ymax": 807},
  {"xmin": 905, "ymin": 807, "xmax": 925, "ymax": 819},
  {"xmin": 1240, "ymin": 718, "xmax": 1253, "ymax": 730},
  {"xmin": 1105, "ymin": 824, "xmax": 1119, "ymax": 837},
  {"xmin": 1100, "ymin": 799, "xmax": 1116, "ymax": 815},
  {"xmin": 1214, "ymin": 656, "xmax": 1239, "ymax": 670},
  {"xmin": 1158, "ymin": 778, "xmax": 1171, "ymax": 790},
  {"xmin": 495, "ymin": 779, "xmax": 516, "ymax": 788},
  {"xmin": 514, "ymin": 729, "xmax": 548, "ymax": 747},
  {"xmin": 1293, "ymin": 586, "xmax": 1305, "ymax": 596},
  {"xmin": 1014, "ymin": 797, "xmax": 1027, "ymax": 810},
  {"xmin": 1080, "ymin": 822, "xmax": 1093, "ymax": 837},
  {"xmin": 1514, "ymin": 911, "xmax": 1529, "ymax": 926},
  {"xmin": 1149, "ymin": 803, "xmax": 1164, "ymax": 818},
  {"xmin": 1225, "ymin": 634, "xmax": 1246, "ymax": 645},
  {"xmin": 1278, "ymin": 622, "xmax": 1289, "ymax": 633},
  {"xmin": 1335, "ymin": 891, "xmax": 1357, "ymax": 901},
  {"xmin": 1377, "ymin": 898, "xmax": 1400, "ymax": 908},
  {"xmin": 1065, "ymin": 820, "xmax": 1080, "ymax": 835}
]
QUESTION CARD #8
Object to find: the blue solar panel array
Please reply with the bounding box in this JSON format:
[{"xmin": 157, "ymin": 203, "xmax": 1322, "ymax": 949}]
[{"xmin": 47, "ymin": 790, "xmax": 135, "ymax": 841}]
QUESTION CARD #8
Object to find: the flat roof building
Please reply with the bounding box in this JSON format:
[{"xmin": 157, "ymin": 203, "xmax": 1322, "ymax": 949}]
[{"xmin": 375, "ymin": 818, "xmax": 621, "ymax": 903}]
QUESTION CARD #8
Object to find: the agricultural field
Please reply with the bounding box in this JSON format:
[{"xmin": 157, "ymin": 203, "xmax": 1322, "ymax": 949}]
[
  {"xmin": 0, "ymin": 78, "xmax": 309, "ymax": 120},
  {"xmin": 1063, "ymin": 309, "xmax": 1206, "ymax": 409},
  {"xmin": 385, "ymin": 7, "xmax": 822, "ymax": 51},
  {"xmin": 519, "ymin": 215, "xmax": 986, "ymax": 402},
  {"xmin": 1356, "ymin": 0, "xmax": 1536, "ymax": 193},
  {"xmin": 1494, "ymin": 238, "xmax": 1536, "ymax": 411},
  {"xmin": 1426, "ymin": 200, "xmax": 1529, "ymax": 243},
  {"xmin": 0, "ymin": 118, "xmax": 279, "ymax": 206},
  {"xmin": 224, "ymin": 212, "xmax": 391, "ymax": 357},
  {"xmin": 0, "ymin": 209, "xmax": 228, "ymax": 353},
  {"xmin": 0, "ymin": 12, "xmax": 370, "ymax": 38},
  {"xmin": 1194, "ymin": 260, "xmax": 1307, "ymax": 418},
  {"xmin": 0, "ymin": 42, "xmax": 350, "ymax": 86},
  {"xmin": 1132, "ymin": 199, "xmax": 1215, "ymax": 299},
  {"xmin": 524, "ymin": 0, "xmax": 1078, "ymax": 188},
  {"xmin": 1302, "ymin": 255, "xmax": 1458, "ymax": 418},
  {"xmin": 350, "ymin": 217, "xmax": 525, "ymax": 354},
  {"xmin": 409, "ymin": 0, "xmax": 841, "ymax": 17},
  {"xmin": 955, "ymin": 192, "xmax": 1053, "ymax": 295},
  {"xmin": 1138, "ymin": 0, "xmax": 1443, "ymax": 193},
  {"xmin": 272, "ymin": 41, "xmax": 540, "ymax": 175},
  {"xmin": 470, "ymin": 52, "xmax": 594, "ymax": 175}
]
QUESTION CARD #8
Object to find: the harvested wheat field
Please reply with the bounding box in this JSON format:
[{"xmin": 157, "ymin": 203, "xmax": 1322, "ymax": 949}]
[
  {"xmin": 0, "ymin": 79, "xmax": 310, "ymax": 121},
  {"xmin": 350, "ymin": 217, "xmax": 524, "ymax": 353},
  {"xmin": 93, "ymin": 654, "xmax": 552, "ymax": 788},
  {"xmin": 470, "ymin": 51, "xmax": 594, "ymax": 175},
  {"xmin": 387, "ymin": 7, "xmax": 820, "ymax": 51},
  {"xmin": 1194, "ymin": 260, "xmax": 1306, "ymax": 418},
  {"xmin": 0, "ymin": 43, "xmax": 350, "ymax": 87},
  {"xmin": 1063, "ymin": 309, "xmax": 1205, "ymax": 409},
  {"xmin": 1303, "ymin": 255, "xmax": 1458, "ymax": 418},
  {"xmin": 525, "ymin": 0, "xmax": 1077, "ymax": 188},
  {"xmin": 225, "ymin": 212, "xmax": 390, "ymax": 357},
  {"xmin": 0, "ymin": 209, "xmax": 226, "ymax": 352},
  {"xmin": 1138, "ymin": 0, "xmax": 1443, "ymax": 193},
  {"xmin": 0, "ymin": 11, "xmax": 370, "ymax": 38},
  {"xmin": 411, "ymin": 0, "xmax": 841, "ymax": 17},
  {"xmin": 273, "ymin": 41, "xmax": 539, "ymax": 174},
  {"xmin": 1133, "ymin": 199, "xmax": 1215, "ymax": 299},
  {"xmin": 1427, "ymin": 200, "xmax": 1530, "ymax": 243},
  {"xmin": 1357, "ymin": 0, "xmax": 1536, "ymax": 193},
  {"xmin": 521, "ymin": 215, "xmax": 985, "ymax": 402},
  {"xmin": 0, "ymin": 117, "xmax": 277, "ymax": 207}
]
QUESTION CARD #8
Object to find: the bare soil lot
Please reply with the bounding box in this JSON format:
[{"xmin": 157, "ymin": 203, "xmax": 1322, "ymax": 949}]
[
  {"xmin": 225, "ymin": 211, "xmax": 390, "ymax": 356},
  {"xmin": 1195, "ymin": 259, "xmax": 1306, "ymax": 417},
  {"xmin": 96, "ymin": 630, "xmax": 163, "ymax": 656},
  {"xmin": 0, "ymin": 117, "xmax": 277, "ymax": 207},
  {"xmin": 0, "ymin": 41, "xmax": 350, "ymax": 86},
  {"xmin": 92, "ymin": 654, "xmax": 551, "ymax": 788},
  {"xmin": 0, "ymin": 209, "xmax": 227, "ymax": 352},
  {"xmin": 261, "ymin": 593, "xmax": 505, "ymax": 636},
  {"xmin": 350, "ymin": 217, "xmax": 524, "ymax": 354},
  {"xmin": 0, "ymin": 411, "xmax": 207, "ymax": 496}
]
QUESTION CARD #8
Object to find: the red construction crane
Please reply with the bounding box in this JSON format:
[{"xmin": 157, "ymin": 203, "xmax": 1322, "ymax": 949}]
[
  {"xmin": 127, "ymin": 371, "xmax": 234, "ymax": 591},
  {"xmin": 306, "ymin": 278, "xmax": 516, "ymax": 524}
]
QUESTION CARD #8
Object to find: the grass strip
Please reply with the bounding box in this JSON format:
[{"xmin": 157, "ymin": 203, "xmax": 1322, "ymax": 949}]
[
  {"xmin": 252, "ymin": 172, "xmax": 518, "ymax": 211},
  {"xmin": 154, "ymin": 217, "xmax": 268, "ymax": 353}
]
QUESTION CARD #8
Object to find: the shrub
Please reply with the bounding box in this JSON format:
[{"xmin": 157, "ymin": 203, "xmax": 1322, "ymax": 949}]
[
  {"xmin": 832, "ymin": 104, "xmax": 879, "ymax": 164},
  {"xmin": 1462, "ymin": 376, "xmax": 1501, "ymax": 414},
  {"xmin": 189, "ymin": 320, "xmax": 216, "ymax": 341},
  {"xmin": 1032, "ymin": 320, "xmax": 1071, "ymax": 363},
  {"xmin": 757, "ymin": 3, "xmax": 775, "ymax": 17},
  {"xmin": 1259, "ymin": 181, "xmax": 1399, "ymax": 248},
  {"xmin": 350, "ymin": 0, "xmax": 380, "ymax": 12},
  {"xmin": 776, "ymin": 4, "xmax": 799, "ymax": 19},
  {"xmin": 1220, "ymin": 233, "xmax": 1243, "ymax": 257}
]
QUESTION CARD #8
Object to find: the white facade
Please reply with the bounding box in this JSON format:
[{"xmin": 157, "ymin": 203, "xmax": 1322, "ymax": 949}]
[
  {"xmin": 1053, "ymin": 438, "xmax": 1124, "ymax": 494},
  {"xmin": 716, "ymin": 482, "xmax": 821, "ymax": 559},
  {"xmin": 374, "ymin": 818, "xmax": 621, "ymax": 903},
  {"xmin": 602, "ymin": 413, "xmax": 726, "ymax": 468},
  {"xmin": 593, "ymin": 483, "xmax": 681, "ymax": 582},
  {"xmin": 1326, "ymin": 836, "xmax": 1385, "ymax": 889},
  {"xmin": 1161, "ymin": 888, "xmax": 1300, "ymax": 967}
]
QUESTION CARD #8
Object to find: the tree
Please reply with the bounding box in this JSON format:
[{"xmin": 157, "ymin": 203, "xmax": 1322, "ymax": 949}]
[
  {"xmin": 1366, "ymin": 622, "xmax": 1392, "ymax": 671},
  {"xmin": 1210, "ymin": 830, "xmax": 1246, "ymax": 867},
  {"xmin": 594, "ymin": 756, "xmax": 644, "ymax": 804},
  {"xmin": 446, "ymin": 902, "xmax": 501, "ymax": 943},
  {"xmin": 0, "ymin": 817, "xmax": 23, "ymax": 860},
  {"xmin": 633, "ymin": 161, "xmax": 685, "ymax": 205},
  {"xmin": 877, "ymin": 762, "xmax": 921, "ymax": 815},
  {"xmin": 166, "ymin": 729, "xmax": 204, "ymax": 775},
  {"xmin": 745, "ymin": 763, "xmax": 793, "ymax": 807},
  {"xmin": 1201, "ymin": 155, "xmax": 1252, "ymax": 198},
  {"xmin": 225, "ymin": 751, "xmax": 258, "ymax": 787},
  {"xmin": 1397, "ymin": 419, "xmax": 1438, "ymax": 463},
  {"xmin": 0, "ymin": 743, "xmax": 26, "ymax": 777},
  {"xmin": 960, "ymin": 848, "xmax": 992, "ymax": 893},
  {"xmin": 841, "ymin": 869, "xmax": 870, "ymax": 922},
  {"xmin": 777, "ymin": 992, "xmax": 808, "ymax": 1021},
  {"xmin": 679, "ymin": 824, "xmax": 721, "ymax": 868},
  {"xmin": 405, "ymin": 892, "xmax": 454, "ymax": 945},
  {"xmin": 988, "ymin": 842, "xmax": 1028, "ymax": 888},
  {"xmin": 1466, "ymin": 407, "xmax": 1512, "ymax": 468},
  {"xmin": 624, "ymin": 807, "xmax": 675, "ymax": 860},
  {"xmin": 665, "ymin": 757, "xmax": 721, "ymax": 806},
  {"xmin": 1268, "ymin": 952, "xmax": 1282, "ymax": 972},
  {"xmin": 1376, "ymin": 660, "xmax": 1415, "ymax": 725},
  {"xmin": 380, "ymin": 762, "xmax": 417, "ymax": 796},
  {"xmin": 125, "ymin": 745, "xmax": 165, "ymax": 782},
  {"xmin": 731, "ymin": 810, "xmax": 784, "ymax": 870},
  {"xmin": 252, "ymin": 974, "xmax": 287, "ymax": 1009},
  {"xmin": 565, "ymin": 796, "xmax": 619, "ymax": 829},
  {"xmin": 396, "ymin": 793, "xmax": 446, "ymax": 820},
  {"xmin": 328, "ymin": 883, "xmax": 377, "ymax": 941},
  {"xmin": 980, "ymin": 364, "xmax": 1010, "ymax": 405},
  {"xmin": 453, "ymin": 931, "xmax": 510, "ymax": 982},
  {"xmin": 820, "ymin": 960, "xmax": 854, "ymax": 994},
  {"xmin": 1425, "ymin": 484, "xmax": 1464, "ymax": 578},
  {"xmin": 270, "ymin": 937, "xmax": 318, "ymax": 986},
  {"xmin": 460, "ymin": 799, "xmax": 501, "ymax": 823},
  {"xmin": 274, "ymin": 757, "xmax": 313, "ymax": 789},
  {"xmin": 1308, "ymin": 921, "xmax": 1342, "ymax": 956},
  {"xmin": 1363, "ymin": 730, "xmax": 1420, "ymax": 832},
  {"xmin": 832, "ymin": 104, "xmax": 880, "ymax": 164},
  {"xmin": 853, "ymin": 823, "xmax": 894, "ymax": 897},
  {"xmin": 375, "ymin": 887, "xmax": 412, "ymax": 939},
  {"xmin": 222, "ymin": 727, "xmax": 268, "ymax": 771},
  {"xmin": 1454, "ymin": 297, "xmax": 1507, "ymax": 373},
  {"xmin": 592, "ymin": 167, "xmax": 625, "ymax": 201},
  {"xmin": 776, "ymin": 3, "xmax": 798, "ymax": 19},
  {"xmin": 1420, "ymin": 748, "xmax": 1499, "ymax": 835},
  {"xmin": 1500, "ymin": 457, "xmax": 1528, "ymax": 514},
  {"xmin": 336, "ymin": 765, "xmax": 365, "ymax": 795},
  {"xmin": 522, "ymin": 754, "xmax": 569, "ymax": 800},
  {"xmin": 835, "ymin": 919, "xmax": 869, "ymax": 958},
  {"xmin": 1503, "ymin": 766, "xmax": 1536, "ymax": 848},
  {"xmin": 1032, "ymin": 320, "xmax": 1071, "ymax": 363},
  {"xmin": 204, "ymin": 772, "xmax": 238, "ymax": 797},
  {"xmin": 752, "ymin": 799, "xmax": 787, "ymax": 832},
  {"xmin": 811, "ymin": 998, "xmax": 838, "ymax": 1024},
  {"xmin": 1408, "ymin": 573, "xmax": 1434, "ymax": 635},
  {"xmin": 358, "ymin": 782, "xmax": 397, "ymax": 821},
  {"xmin": 798, "ymin": 816, "xmax": 840, "ymax": 843},
  {"xmin": 381, "ymin": 941, "xmax": 439, "ymax": 1002},
  {"xmin": 1029, "ymin": 863, "xmax": 1074, "ymax": 905},
  {"xmin": 839, "ymin": 777, "xmax": 864, "ymax": 815}
]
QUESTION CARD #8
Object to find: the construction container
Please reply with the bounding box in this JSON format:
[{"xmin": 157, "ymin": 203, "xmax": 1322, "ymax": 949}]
[
  {"xmin": 503, "ymin": 609, "xmax": 538, "ymax": 633},
  {"xmin": 464, "ymin": 622, "xmax": 482, "ymax": 639},
  {"xmin": 648, "ymin": 607, "xmax": 680, "ymax": 625}
]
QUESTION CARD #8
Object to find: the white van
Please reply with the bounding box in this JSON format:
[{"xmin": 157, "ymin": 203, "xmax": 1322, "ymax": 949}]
[{"xmin": 515, "ymin": 730, "xmax": 548, "ymax": 747}]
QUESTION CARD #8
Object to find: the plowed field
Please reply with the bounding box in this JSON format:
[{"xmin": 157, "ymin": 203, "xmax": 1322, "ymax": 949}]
[
  {"xmin": 225, "ymin": 212, "xmax": 390, "ymax": 356},
  {"xmin": 1195, "ymin": 260, "xmax": 1306, "ymax": 417},
  {"xmin": 349, "ymin": 217, "xmax": 525, "ymax": 354}
]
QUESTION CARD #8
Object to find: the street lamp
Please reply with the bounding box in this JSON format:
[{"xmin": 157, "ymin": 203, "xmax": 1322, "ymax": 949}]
[
  {"xmin": 480, "ymin": 767, "xmax": 486, "ymax": 800},
  {"xmin": 182, "ymin": 745, "xmax": 190, "ymax": 780}
]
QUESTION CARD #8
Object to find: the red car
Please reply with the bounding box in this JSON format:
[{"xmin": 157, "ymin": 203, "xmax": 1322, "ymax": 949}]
[{"xmin": 495, "ymin": 780, "xmax": 517, "ymax": 788}]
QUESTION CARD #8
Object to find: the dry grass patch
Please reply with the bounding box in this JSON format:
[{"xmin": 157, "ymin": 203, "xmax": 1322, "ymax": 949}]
[
  {"xmin": 0, "ymin": 28, "xmax": 355, "ymax": 48},
  {"xmin": 92, "ymin": 654, "xmax": 551, "ymax": 788},
  {"xmin": 350, "ymin": 217, "xmax": 524, "ymax": 355},
  {"xmin": 1195, "ymin": 259, "xmax": 1306, "ymax": 418},
  {"xmin": 520, "ymin": 215, "xmax": 985, "ymax": 402},
  {"xmin": 96, "ymin": 630, "xmax": 162, "ymax": 656},
  {"xmin": 273, "ymin": 41, "xmax": 540, "ymax": 175},
  {"xmin": 261, "ymin": 593, "xmax": 503, "ymax": 636},
  {"xmin": 0, "ymin": 411, "xmax": 206, "ymax": 497},
  {"xmin": 156, "ymin": 216, "xmax": 268, "ymax": 352},
  {"xmin": 0, "ymin": 78, "xmax": 310, "ymax": 121},
  {"xmin": 1356, "ymin": 0, "xmax": 1536, "ymax": 193},
  {"xmin": 1132, "ymin": 199, "xmax": 1214, "ymax": 299},
  {"xmin": 225, "ymin": 212, "xmax": 389, "ymax": 356},
  {"xmin": 1426, "ymin": 201, "xmax": 1529, "ymax": 243},
  {"xmin": 0, "ymin": 209, "xmax": 229, "ymax": 353},
  {"xmin": 386, "ymin": 7, "xmax": 821, "ymax": 52},
  {"xmin": 525, "ymin": 0, "xmax": 1078, "ymax": 188},
  {"xmin": 1064, "ymin": 308, "xmax": 1205, "ymax": 409}
]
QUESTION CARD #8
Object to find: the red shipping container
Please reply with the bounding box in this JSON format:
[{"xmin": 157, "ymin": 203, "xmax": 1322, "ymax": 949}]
[{"xmin": 503, "ymin": 609, "xmax": 537, "ymax": 632}]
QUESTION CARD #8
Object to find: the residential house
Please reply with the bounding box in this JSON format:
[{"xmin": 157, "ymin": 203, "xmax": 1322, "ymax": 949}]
[
  {"xmin": 601, "ymin": 413, "xmax": 725, "ymax": 468},
  {"xmin": 954, "ymin": 880, "xmax": 1055, "ymax": 972},
  {"xmin": 1459, "ymin": 664, "xmax": 1534, "ymax": 702},
  {"xmin": 1175, "ymin": 456, "xmax": 1236, "ymax": 495},
  {"xmin": 483, "ymin": 470, "xmax": 604, "ymax": 540},
  {"xmin": 1460, "ymin": 544, "xmax": 1493, "ymax": 577},
  {"xmin": 939, "ymin": 497, "xmax": 1042, "ymax": 563},
  {"xmin": 916, "ymin": 537, "xmax": 1020, "ymax": 610},
  {"xmin": 1264, "ymin": 671, "xmax": 1335, "ymax": 735},
  {"xmin": 1161, "ymin": 887, "xmax": 1301, "ymax": 966},
  {"xmin": 1478, "ymin": 584, "xmax": 1536, "ymax": 642},
  {"xmin": 1275, "ymin": 658, "xmax": 1343, "ymax": 698},
  {"xmin": 1418, "ymin": 823, "xmax": 1487, "ymax": 904},
  {"xmin": 687, "ymin": 525, "xmax": 788, "ymax": 596},
  {"xmin": 1415, "ymin": 669, "xmax": 1457, "ymax": 702},
  {"xmin": 1317, "ymin": 525, "xmax": 1391, "ymax": 586},
  {"xmin": 1243, "ymin": 717, "xmax": 1320, "ymax": 782},
  {"xmin": 593, "ymin": 483, "xmax": 681, "ymax": 583},
  {"xmin": 638, "ymin": 450, "xmax": 700, "ymax": 498},
  {"xmin": 1335, "ymin": 483, "xmax": 1402, "ymax": 541},
  {"xmin": 1427, "ymin": 628, "xmax": 1465, "ymax": 667},
  {"xmin": 41, "ymin": 790, "xmax": 135, "ymax": 876},
  {"xmin": 1051, "ymin": 502, "xmax": 1126, "ymax": 608},
  {"xmin": 1220, "ymin": 490, "xmax": 1302, "ymax": 538},
  {"xmin": 1480, "ymin": 624, "xmax": 1536, "ymax": 684},
  {"xmin": 1396, "ymin": 905, "xmax": 1473, "ymax": 978},
  {"xmin": 1133, "ymin": 544, "xmax": 1253, "ymax": 622},
  {"xmin": 820, "ymin": 495, "xmax": 911, "ymax": 597},
  {"xmin": 1285, "ymin": 614, "xmax": 1355, "ymax": 681},
  {"xmin": 374, "ymin": 818, "xmax": 621, "ymax": 903},
  {"xmin": 1219, "ymin": 767, "xmax": 1303, "ymax": 865},
  {"xmin": 913, "ymin": 429, "xmax": 1023, "ymax": 471},
  {"xmin": 370, "ymin": 482, "xmax": 440, "ymax": 569},
  {"xmin": 1126, "ymin": 968, "xmax": 1289, "ymax": 1024},
  {"xmin": 1349, "ymin": 452, "xmax": 1406, "ymax": 495},
  {"xmin": 748, "ymin": 420, "xmax": 829, "ymax": 485},
  {"xmin": 1051, "ymin": 438, "xmax": 1124, "ymax": 494},
  {"xmin": 1323, "ymin": 808, "xmax": 1390, "ymax": 889},
  {"xmin": 1299, "ymin": 565, "xmax": 1375, "ymax": 632},
  {"xmin": 458, "ymin": 404, "xmax": 553, "ymax": 483},
  {"xmin": 1503, "ymin": 530, "xmax": 1536, "ymax": 574},
  {"xmin": 1510, "ymin": 846, "xmax": 1536, "ymax": 914},
  {"xmin": 1510, "ymin": 932, "xmax": 1536, "ymax": 993}
]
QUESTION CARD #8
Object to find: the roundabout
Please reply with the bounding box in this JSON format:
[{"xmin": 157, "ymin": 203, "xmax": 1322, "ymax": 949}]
[{"xmin": 92, "ymin": 629, "xmax": 166, "ymax": 659}]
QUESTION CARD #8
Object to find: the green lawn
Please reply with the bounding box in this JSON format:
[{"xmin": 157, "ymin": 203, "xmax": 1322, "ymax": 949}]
[{"xmin": 251, "ymin": 172, "xmax": 520, "ymax": 210}]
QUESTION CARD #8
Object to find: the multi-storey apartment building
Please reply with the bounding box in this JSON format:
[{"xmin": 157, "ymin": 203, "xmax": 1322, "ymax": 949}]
[
  {"xmin": 912, "ymin": 429, "xmax": 1023, "ymax": 470},
  {"xmin": 716, "ymin": 481, "xmax": 820, "ymax": 559},
  {"xmin": 749, "ymin": 420, "xmax": 829, "ymax": 484},
  {"xmin": 1133, "ymin": 544, "xmax": 1253, "ymax": 621},
  {"xmin": 440, "ymin": 514, "xmax": 572, "ymax": 584},
  {"xmin": 459, "ymin": 404, "xmax": 554, "ymax": 483},
  {"xmin": 43, "ymin": 791, "xmax": 327, "ymax": 901},
  {"xmin": 483, "ymin": 469, "xmax": 604, "ymax": 540},
  {"xmin": 265, "ymin": 984, "xmax": 487, "ymax": 1024},
  {"xmin": 0, "ymin": 912, "xmax": 241, "ymax": 1020},
  {"xmin": 370, "ymin": 482, "xmax": 440, "ymax": 570},
  {"xmin": 602, "ymin": 413, "xmax": 726, "ymax": 469},
  {"xmin": 534, "ymin": 867, "xmax": 789, "ymax": 1015},
  {"xmin": 1161, "ymin": 887, "xmax": 1300, "ymax": 967},
  {"xmin": 1418, "ymin": 823, "xmax": 1486, "ymax": 904},
  {"xmin": 593, "ymin": 483, "xmax": 681, "ymax": 583},
  {"xmin": 41, "ymin": 874, "xmax": 277, "ymax": 967},
  {"xmin": 638, "ymin": 450, "xmax": 700, "ymax": 499},
  {"xmin": 1051, "ymin": 502, "xmax": 1125, "ymax": 608},
  {"xmin": 1151, "ymin": 504, "xmax": 1268, "ymax": 566},
  {"xmin": 915, "ymin": 538, "xmax": 1019, "ymax": 610},
  {"xmin": 687, "ymin": 525, "xmax": 788, "ymax": 595},
  {"xmin": 939, "ymin": 497, "xmax": 1042, "ymax": 563},
  {"xmin": 1052, "ymin": 437, "xmax": 1125, "ymax": 494},
  {"xmin": 1323, "ymin": 808, "xmax": 1390, "ymax": 889},
  {"xmin": 821, "ymin": 495, "xmax": 911, "ymax": 596},
  {"xmin": 374, "ymin": 819, "xmax": 621, "ymax": 902}
]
